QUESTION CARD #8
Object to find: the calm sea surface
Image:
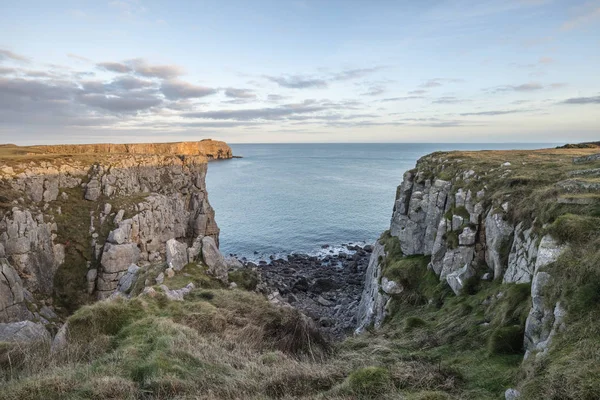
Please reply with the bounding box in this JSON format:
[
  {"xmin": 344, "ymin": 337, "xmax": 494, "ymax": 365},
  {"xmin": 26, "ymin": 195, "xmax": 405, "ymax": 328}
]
[{"xmin": 206, "ymin": 143, "xmax": 555, "ymax": 260}]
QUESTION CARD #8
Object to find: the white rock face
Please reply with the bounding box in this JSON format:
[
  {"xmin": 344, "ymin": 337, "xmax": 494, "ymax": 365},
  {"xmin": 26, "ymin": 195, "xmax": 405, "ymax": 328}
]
[
  {"xmin": 0, "ymin": 152, "xmax": 222, "ymax": 316},
  {"xmin": 524, "ymin": 235, "xmax": 567, "ymax": 360},
  {"xmin": 166, "ymin": 239, "xmax": 189, "ymax": 271},
  {"xmin": 355, "ymin": 241, "xmax": 388, "ymax": 334},
  {"xmin": 390, "ymin": 172, "xmax": 452, "ymax": 255},
  {"xmin": 485, "ymin": 210, "xmax": 514, "ymax": 280},
  {"xmin": 504, "ymin": 222, "xmax": 538, "ymax": 284},
  {"xmin": 201, "ymin": 236, "xmax": 228, "ymax": 283}
]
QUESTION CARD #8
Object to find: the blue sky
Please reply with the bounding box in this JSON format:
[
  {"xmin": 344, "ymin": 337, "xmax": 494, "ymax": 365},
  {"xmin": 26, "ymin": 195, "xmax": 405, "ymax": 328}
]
[{"xmin": 0, "ymin": 0, "xmax": 598, "ymax": 144}]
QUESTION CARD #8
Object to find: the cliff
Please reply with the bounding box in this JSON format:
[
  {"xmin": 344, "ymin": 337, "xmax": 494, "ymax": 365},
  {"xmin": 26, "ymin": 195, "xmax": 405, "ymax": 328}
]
[
  {"xmin": 356, "ymin": 146, "xmax": 600, "ymax": 399},
  {"xmin": 23, "ymin": 139, "xmax": 232, "ymax": 159},
  {"xmin": 0, "ymin": 140, "xmax": 233, "ymax": 330}
]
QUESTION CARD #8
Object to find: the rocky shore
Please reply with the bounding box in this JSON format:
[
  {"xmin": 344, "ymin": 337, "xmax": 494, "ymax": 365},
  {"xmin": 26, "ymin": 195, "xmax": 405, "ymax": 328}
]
[{"xmin": 244, "ymin": 244, "xmax": 373, "ymax": 338}]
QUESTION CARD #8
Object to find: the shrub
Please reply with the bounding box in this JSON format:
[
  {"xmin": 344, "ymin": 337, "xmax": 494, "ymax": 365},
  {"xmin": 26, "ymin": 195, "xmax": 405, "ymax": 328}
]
[
  {"xmin": 228, "ymin": 269, "xmax": 259, "ymax": 291},
  {"xmin": 488, "ymin": 325, "xmax": 524, "ymax": 355},
  {"xmin": 347, "ymin": 366, "xmax": 393, "ymax": 397}
]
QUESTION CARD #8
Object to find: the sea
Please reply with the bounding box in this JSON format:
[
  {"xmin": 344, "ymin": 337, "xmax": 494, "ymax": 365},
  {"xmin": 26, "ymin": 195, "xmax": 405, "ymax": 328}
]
[{"xmin": 206, "ymin": 143, "xmax": 556, "ymax": 261}]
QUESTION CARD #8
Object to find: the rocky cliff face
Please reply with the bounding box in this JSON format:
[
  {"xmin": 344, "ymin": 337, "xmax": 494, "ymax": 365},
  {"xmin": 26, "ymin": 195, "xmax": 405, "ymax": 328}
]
[
  {"xmin": 0, "ymin": 140, "xmax": 232, "ymax": 331},
  {"xmin": 28, "ymin": 139, "xmax": 232, "ymax": 160},
  {"xmin": 356, "ymin": 148, "xmax": 599, "ymax": 365}
]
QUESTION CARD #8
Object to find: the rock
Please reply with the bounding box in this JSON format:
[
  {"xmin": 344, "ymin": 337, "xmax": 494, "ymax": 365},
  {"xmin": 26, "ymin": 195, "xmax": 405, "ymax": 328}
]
[
  {"xmin": 439, "ymin": 247, "xmax": 474, "ymax": 279},
  {"xmin": 311, "ymin": 278, "xmax": 337, "ymax": 294},
  {"xmin": 165, "ymin": 267, "xmax": 175, "ymax": 278},
  {"xmin": 155, "ymin": 272, "xmax": 165, "ymax": 284},
  {"xmin": 317, "ymin": 296, "xmax": 334, "ymax": 307},
  {"xmin": 390, "ymin": 173, "xmax": 452, "ymax": 255},
  {"xmin": 458, "ymin": 227, "xmax": 477, "ymax": 246},
  {"xmin": 229, "ymin": 282, "xmax": 238, "ymax": 289},
  {"xmin": 113, "ymin": 209, "xmax": 125, "ymax": 224},
  {"xmin": 51, "ymin": 323, "xmax": 69, "ymax": 354},
  {"xmin": 201, "ymin": 236, "xmax": 228, "ymax": 283},
  {"xmin": 355, "ymin": 241, "xmax": 388, "ymax": 334},
  {"xmin": 0, "ymin": 258, "xmax": 31, "ymax": 322},
  {"xmin": 524, "ymin": 235, "xmax": 567, "ymax": 360},
  {"xmin": 446, "ymin": 263, "xmax": 475, "ymax": 295},
  {"xmin": 505, "ymin": 388, "xmax": 521, "ymax": 400},
  {"xmin": 225, "ymin": 256, "xmax": 243, "ymax": 270},
  {"xmin": 159, "ymin": 283, "xmax": 195, "ymax": 301},
  {"xmin": 504, "ymin": 222, "xmax": 538, "ymax": 284},
  {"xmin": 485, "ymin": 211, "xmax": 514, "ymax": 280},
  {"xmin": 187, "ymin": 236, "xmax": 203, "ymax": 262},
  {"xmin": 141, "ymin": 287, "xmax": 157, "ymax": 298},
  {"xmin": 86, "ymin": 269, "xmax": 97, "ymax": 294},
  {"xmin": 363, "ymin": 244, "xmax": 373, "ymax": 252},
  {"xmin": 381, "ymin": 277, "xmax": 403, "ymax": 294},
  {"xmin": 0, "ymin": 321, "xmax": 51, "ymax": 343},
  {"xmin": 98, "ymin": 243, "xmax": 140, "ymax": 295},
  {"xmin": 117, "ymin": 264, "xmax": 140, "ymax": 294},
  {"xmin": 39, "ymin": 305, "xmax": 57, "ymax": 320},
  {"xmin": 166, "ymin": 239, "xmax": 189, "ymax": 271}
]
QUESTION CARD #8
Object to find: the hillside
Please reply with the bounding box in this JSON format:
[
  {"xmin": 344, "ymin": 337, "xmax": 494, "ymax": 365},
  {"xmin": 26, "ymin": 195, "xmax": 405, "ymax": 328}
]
[{"xmin": 1, "ymin": 144, "xmax": 599, "ymax": 399}]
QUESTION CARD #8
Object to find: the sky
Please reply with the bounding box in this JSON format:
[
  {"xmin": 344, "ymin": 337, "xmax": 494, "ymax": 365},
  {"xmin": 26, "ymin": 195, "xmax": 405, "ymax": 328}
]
[{"xmin": 0, "ymin": 0, "xmax": 599, "ymax": 144}]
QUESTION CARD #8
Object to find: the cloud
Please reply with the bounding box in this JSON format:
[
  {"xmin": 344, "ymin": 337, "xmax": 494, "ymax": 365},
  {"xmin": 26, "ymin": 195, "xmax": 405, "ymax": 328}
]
[
  {"xmin": 361, "ymin": 85, "xmax": 386, "ymax": 96},
  {"xmin": 265, "ymin": 74, "xmax": 328, "ymax": 89},
  {"xmin": 561, "ymin": 95, "xmax": 600, "ymax": 104},
  {"xmin": 109, "ymin": 76, "xmax": 155, "ymax": 90},
  {"xmin": 380, "ymin": 96, "xmax": 424, "ymax": 102},
  {"xmin": 539, "ymin": 56, "xmax": 554, "ymax": 64},
  {"xmin": 182, "ymin": 99, "xmax": 352, "ymax": 121},
  {"xmin": 0, "ymin": 49, "xmax": 30, "ymax": 63},
  {"xmin": 224, "ymin": 88, "xmax": 256, "ymax": 99},
  {"xmin": 489, "ymin": 82, "xmax": 544, "ymax": 92},
  {"xmin": 130, "ymin": 59, "xmax": 185, "ymax": 79},
  {"xmin": 432, "ymin": 96, "xmax": 465, "ymax": 104},
  {"xmin": 161, "ymin": 80, "xmax": 217, "ymax": 99},
  {"xmin": 79, "ymin": 93, "xmax": 162, "ymax": 112},
  {"xmin": 419, "ymin": 78, "xmax": 463, "ymax": 88},
  {"xmin": 408, "ymin": 89, "xmax": 427, "ymax": 95},
  {"xmin": 67, "ymin": 53, "xmax": 92, "ymax": 63},
  {"xmin": 97, "ymin": 62, "xmax": 132, "ymax": 73},
  {"xmin": 332, "ymin": 67, "xmax": 383, "ymax": 81},
  {"xmin": 265, "ymin": 67, "xmax": 383, "ymax": 89},
  {"xmin": 460, "ymin": 109, "xmax": 533, "ymax": 116},
  {"xmin": 0, "ymin": 66, "xmax": 17, "ymax": 75},
  {"xmin": 266, "ymin": 94, "xmax": 289, "ymax": 102},
  {"xmin": 561, "ymin": 1, "xmax": 600, "ymax": 30}
]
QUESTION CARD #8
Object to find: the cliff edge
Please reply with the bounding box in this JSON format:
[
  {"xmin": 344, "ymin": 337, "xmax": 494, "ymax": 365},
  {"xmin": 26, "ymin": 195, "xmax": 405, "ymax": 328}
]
[
  {"xmin": 0, "ymin": 139, "xmax": 233, "ymax": 332},
  {"xmin": 356, "ymin": 146, "xmax": 600, "ymax": 399}
]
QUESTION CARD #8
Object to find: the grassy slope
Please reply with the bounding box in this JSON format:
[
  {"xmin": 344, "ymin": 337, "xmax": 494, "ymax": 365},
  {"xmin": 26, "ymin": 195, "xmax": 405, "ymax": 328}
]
[{"xmin": 1, "ymin": 146, "xmax": 599, "ymax": 399}]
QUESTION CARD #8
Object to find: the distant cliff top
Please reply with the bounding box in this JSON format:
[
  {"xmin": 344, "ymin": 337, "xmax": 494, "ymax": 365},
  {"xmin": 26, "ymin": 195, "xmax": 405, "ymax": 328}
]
[{"xmin": 0, "ymin": 139, "xmax": 233, "ymax": 161}]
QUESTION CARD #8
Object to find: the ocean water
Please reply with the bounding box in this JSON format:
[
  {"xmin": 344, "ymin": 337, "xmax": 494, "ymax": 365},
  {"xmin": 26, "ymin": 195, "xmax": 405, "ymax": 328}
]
[{"xmin": 206, "ymin": 143, "xmax": 554, "ymax": 260}]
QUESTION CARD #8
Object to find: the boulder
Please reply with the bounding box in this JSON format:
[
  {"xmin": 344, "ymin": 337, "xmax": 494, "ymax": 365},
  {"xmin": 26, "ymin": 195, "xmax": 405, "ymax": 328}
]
[
  {"xmin": 446, "ymin": 263, "xmax": 475, "ymax": 295},
  {"xmin": 166, "ymin": 239, "xmax": 188, "ymax": 271},
  {"xmin": 116, "ymin": 264, "xmax": 140, "ymax": 294},
  {"xmin": 0, "ymin": 321, "xmax": 51, "ymax": 343},
  {"xmin": 381, "ymin": 277, "xmax": 403, "ymax": 294},
  {"xmin": 201, "ymin": 236, "xmax": 228, "ymax": 283}
]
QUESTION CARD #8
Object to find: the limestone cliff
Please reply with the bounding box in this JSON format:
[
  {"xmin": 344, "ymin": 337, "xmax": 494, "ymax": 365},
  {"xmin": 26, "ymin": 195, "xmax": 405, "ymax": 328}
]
[
  {"xmin": 356, "ymin": 146, "xmax": 600, "ymax": 367},
  {"xmin": 0, "ymin": 140, "xmax": 233, "ymax": 328},
  {"xmin": 28, "ymin": 139, "xmax": 232, "ymax": 160}
]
